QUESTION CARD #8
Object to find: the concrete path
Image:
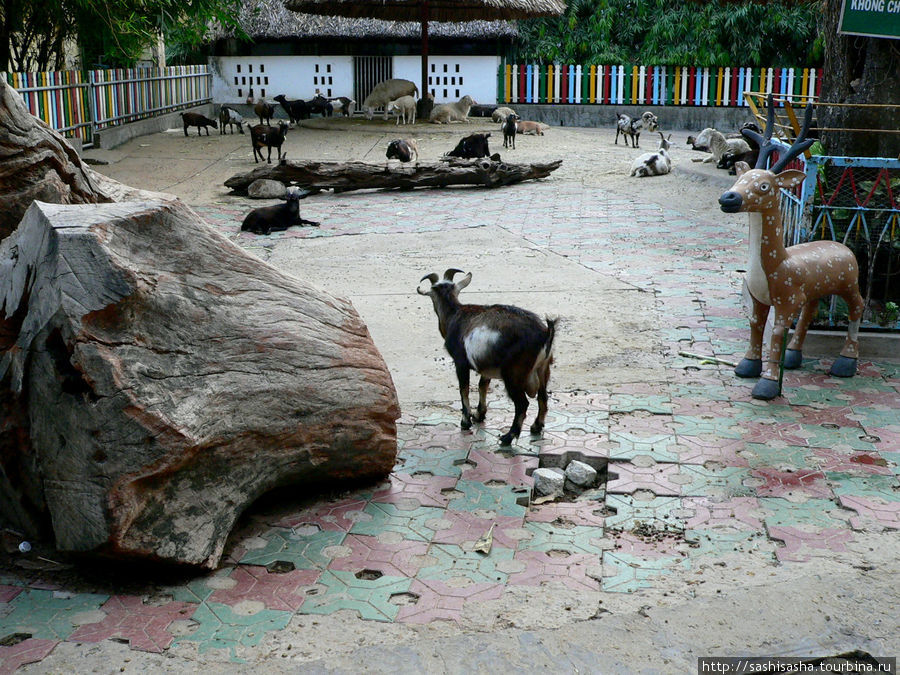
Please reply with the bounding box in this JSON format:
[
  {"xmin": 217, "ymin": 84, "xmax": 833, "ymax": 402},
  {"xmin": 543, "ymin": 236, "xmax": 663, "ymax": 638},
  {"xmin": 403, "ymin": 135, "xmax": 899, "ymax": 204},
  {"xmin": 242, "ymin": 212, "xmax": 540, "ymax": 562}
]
[{"xmin": 2, "ymin": 119, "xmax": 898, "ymax": 673}]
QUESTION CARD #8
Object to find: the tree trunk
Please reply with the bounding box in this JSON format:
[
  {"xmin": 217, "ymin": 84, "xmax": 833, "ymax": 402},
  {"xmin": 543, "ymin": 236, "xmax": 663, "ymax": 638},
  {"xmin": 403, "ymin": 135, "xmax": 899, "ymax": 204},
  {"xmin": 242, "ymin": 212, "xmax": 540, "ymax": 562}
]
[
  {"xmin": 224, "ymin": 158, "xmax": 564, "ymax": 196},
  {"xmin": 820, "ymin": 0, "xmax": 900, "ymax": 158}
]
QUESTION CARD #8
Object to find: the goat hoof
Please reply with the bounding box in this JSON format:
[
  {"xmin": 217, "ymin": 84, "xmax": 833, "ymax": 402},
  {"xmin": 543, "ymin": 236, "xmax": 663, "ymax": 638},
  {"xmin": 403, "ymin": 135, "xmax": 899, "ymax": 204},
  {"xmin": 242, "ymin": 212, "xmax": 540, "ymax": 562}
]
[
  {"xmin": 529, "ymin": 422, "xmax": 544, "ymax": 435},
  {"xmin": 735, "ymin": 358, "xmax": 762, "ymax": 378},
  {"xmin": 783, "ymin": 349, "xmax": 803, "ymax": 369},
  {"xmin": 829, "ymin": 356, "xmax": 857, "ymax": 378},
  {"xmin": 751, "ymin": 378, "xmax": 781, "ymax": 400},
  {"xmin": 498, "ymin": 433, "xmax": 515, "ymax": 446},
  {"xmin": 460, "ymin": 418, "xmax": 472, "ymax": 430}
]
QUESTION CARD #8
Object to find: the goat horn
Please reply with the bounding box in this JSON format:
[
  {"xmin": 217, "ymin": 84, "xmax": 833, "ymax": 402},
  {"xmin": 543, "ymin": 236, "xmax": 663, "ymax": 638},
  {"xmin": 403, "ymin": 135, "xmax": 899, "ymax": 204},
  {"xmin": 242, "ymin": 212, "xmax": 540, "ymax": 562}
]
[
  {"xmin": 443, "ymin": 268, "xmax": 464, "ymax": 280},
  {"xmin": 420, "ymin": 273, "xmax": 439, "ymax": 285}
]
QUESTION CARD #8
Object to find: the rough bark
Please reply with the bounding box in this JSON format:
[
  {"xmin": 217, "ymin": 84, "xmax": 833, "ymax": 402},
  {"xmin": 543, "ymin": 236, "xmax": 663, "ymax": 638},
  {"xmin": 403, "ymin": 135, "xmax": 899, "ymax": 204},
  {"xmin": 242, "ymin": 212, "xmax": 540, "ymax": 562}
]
[
  {"xmin": 0, "ymin": 79, "xmax": 113, "ymax": 241},
  {"xmin": 0, "ymin": 199, "xmax": 400, "ymax": 568},
  {"xmin": 224, "ymin": 158, "xmax": 564, "ymax": 195},
  {"xmin": 820, "ymin": 0, "xmax": 900, "ymax": 158}
]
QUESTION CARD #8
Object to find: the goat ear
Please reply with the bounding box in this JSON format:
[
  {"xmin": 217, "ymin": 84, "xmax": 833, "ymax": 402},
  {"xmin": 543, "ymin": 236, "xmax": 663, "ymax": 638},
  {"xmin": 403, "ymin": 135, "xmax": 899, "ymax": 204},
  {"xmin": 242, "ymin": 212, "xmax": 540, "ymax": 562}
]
[
  {"xmin": 455, "ymin": 273, "xmax": 472, "ymax": 292},
  {"xmin": 734, "ymin": 161, "xmax": 751, "ymax": 178},
  {"xmin": 774, "ymin": 169, "xmax": 806, "ymax": 190}
]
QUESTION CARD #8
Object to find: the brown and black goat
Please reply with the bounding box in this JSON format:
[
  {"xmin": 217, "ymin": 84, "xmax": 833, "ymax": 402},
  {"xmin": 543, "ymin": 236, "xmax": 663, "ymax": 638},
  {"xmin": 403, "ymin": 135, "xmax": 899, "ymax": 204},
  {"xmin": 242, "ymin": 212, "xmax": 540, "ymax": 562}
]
[
  {"xmin": 250, "ymin": 121, "xmax": 289, "ymax": 163},
  {"xmin": 418, "ymin": 269, "xmax": 556, "ymax": 446}
]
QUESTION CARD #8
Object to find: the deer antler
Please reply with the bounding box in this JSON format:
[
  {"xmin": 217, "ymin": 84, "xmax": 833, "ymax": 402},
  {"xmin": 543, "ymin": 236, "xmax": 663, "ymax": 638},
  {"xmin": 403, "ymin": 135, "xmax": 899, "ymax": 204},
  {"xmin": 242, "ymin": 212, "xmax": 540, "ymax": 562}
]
[
  {"xmin": 742, "ymin": 93, "xmax": 815, "ymax": 172},
  {"xmin": 770, "ymin": 101, "xmax": 815, "ymax": 173}
]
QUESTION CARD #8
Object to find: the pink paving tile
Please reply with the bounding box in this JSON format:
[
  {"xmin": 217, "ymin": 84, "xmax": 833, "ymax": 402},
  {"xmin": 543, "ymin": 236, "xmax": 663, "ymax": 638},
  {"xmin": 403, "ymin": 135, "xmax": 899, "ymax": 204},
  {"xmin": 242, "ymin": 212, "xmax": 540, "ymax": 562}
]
[
  {"xmin": 531, "ymin": 430, "xmax": 609, "ymax": 470},
  {"xmin": 609, "ymin": 531, "xmax": 684, "ymax": 558},
  {"xmin": 838, "ymin": 495, "xmax": 900, "ymax": 530},
  {"xmin": 606, "ymin": 461, "xmax": 682, "ymax": 496},
  {"xmin": 0, "ymin": 585, "xmax": 23, "ymax": 603},
  {"xmin": 672, "ymin": 436, "xmax": 748, "ymax": 466},
  {"xmin": 767, "ymin": 526, "xmax": 854, "ymax": 562},
  {"xmin": 671, "ymin": 398, "xmax": 732, "ymax": 417},
  {"xmin": 395, "ymin": 578, "xmax": 504, "ymax": 624},
  {"xmin": 682, "ymin": 497, "xmax": 764, "ymax": 530},
  {"xmin": 67, "ymin": 595, "xmax": 196, "ymax": 653},
  {"xmin": 459, "ymin": 448, "xmax": 537, "ymax": 487},
  {"xmin": 785, "ymin": 406, "xmax": 861, "ymax": 428},
  {"xmin": 810, "ymin": 448, "xmax": 895, "ymax": 476},
  {"xmin": 552, "ymin": 390, "xmax": 612, "ymax": 412},
  {"xmin": 610, "ymin": 383, "xmax": 668, "ymax": 396},
  {"xmin": 400, "ymin": 424, "xmax": 477, "ymax": 452},
  {"xmin": 526, "ymin": 500, "xmax": 607, "ymax": 527},
  {"xmin": 749, "ymin": 468, "xmax": 832, "ymax": 500},
  {"xmin": 740, "ymin": 421, "xmax": 814, "ymax": 447},
  {"xmin": 430, "ymin": 511, "xmax": 525, "ymax": 550},
  {"xmin": 272, "ymin": 498, "xmax": 369, "ymax": 532},
  {"xmin": 0, "ymin": 638, "xmax": 58, "ymax": 672},
  {"xmin": 328, "ymin": 534, "xmax": 430, "ymax": 578},
  {"xmin": 371, "ymin": 472, "xmax": 459, "ymax": 509},
  {"xmin": 507, "ymin": 550, "xmax": 601, "ymax": 592},
  {"xmin": 208, "ymin": 566, "xmax": 319, "ymax": 612},
  {"xmin": 869, "ymin": 427, "xmax": 900, "ymax": 448}
]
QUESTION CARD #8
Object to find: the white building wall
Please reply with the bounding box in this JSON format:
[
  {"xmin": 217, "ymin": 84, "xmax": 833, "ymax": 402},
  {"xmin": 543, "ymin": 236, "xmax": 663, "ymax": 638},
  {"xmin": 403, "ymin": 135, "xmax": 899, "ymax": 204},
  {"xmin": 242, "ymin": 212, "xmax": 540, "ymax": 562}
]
[
  {"xmin": 209, "ymin": 55, "xmax": 354, "ymax": 104},
  {"xmin": 393, "ymin": 55, "xmax": 499, "ymax": 104}
]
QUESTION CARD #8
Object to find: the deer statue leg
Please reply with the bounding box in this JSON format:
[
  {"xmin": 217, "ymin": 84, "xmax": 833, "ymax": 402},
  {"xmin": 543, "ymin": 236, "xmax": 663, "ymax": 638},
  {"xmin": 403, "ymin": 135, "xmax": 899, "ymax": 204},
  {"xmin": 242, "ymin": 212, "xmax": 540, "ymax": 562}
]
[
  {"xmin": 830, "ymin": 288, "xmax": 864, "ymax": 377},
  {"xmin": 784, "ymin": 300, "xmax": 818, "ymax": 369},
  {"xmin": 736, "ymin": 295, "xmax": 770, "ymax": 378},
  {"xmin": 752, "ymin": 304, "xmax": 800, "ymax": 400}
]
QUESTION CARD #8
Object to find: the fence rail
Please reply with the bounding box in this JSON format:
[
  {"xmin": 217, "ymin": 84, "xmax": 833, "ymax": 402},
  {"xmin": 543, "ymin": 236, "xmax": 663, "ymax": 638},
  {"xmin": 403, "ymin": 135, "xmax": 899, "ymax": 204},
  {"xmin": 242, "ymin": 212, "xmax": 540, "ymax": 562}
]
[
  {"xmin": 500, "ymin": 64, "xmax": 822, "ymax": 107},
  {"xmin": 5, "ymin": 66, "xmax": 212, "ymax": 148}
]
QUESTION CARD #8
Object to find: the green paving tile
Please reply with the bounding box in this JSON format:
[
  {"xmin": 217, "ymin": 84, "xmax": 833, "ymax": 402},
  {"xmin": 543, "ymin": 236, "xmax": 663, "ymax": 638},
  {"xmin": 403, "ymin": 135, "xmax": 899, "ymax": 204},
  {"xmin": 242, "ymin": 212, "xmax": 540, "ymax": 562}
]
[
  {"xmin": 394, "ymin": 446, "xmax": 470, "ymax": 477},
  {"xmin": 677, "ymin": 465, "xmax": 756, "ymax": 498},
  {"xmin": 728, "ymin": 401, "xmax": 804, "ymax": 423},
  {"xmin": 173, "ymin": 602, "xmax": 292, "ymax": 660},
  {"xmin": 416, "ymin": 544, "xmax": 514, "ymax": 584},
  {"xmin": 299, "ymin": 570, "xmax": 411, "ymax": 622},
  {"xmin": 759, "ymin": 498, "xmax": 848, "ymax": 529},
  {"xmin": 0, "ymin": 588, "xmax": 108, "ymax": 641},
  {"xmin": 166, "ymin": 572, "xmax": 231, "ymax": 604},
  {"xmin": 683, "ymin": 529, "xmax": 771, "ymax": 558},
  {"xmin": 668, "ymin": 384, "xmax": 734, "ymax": 401},
  {"xmin": 881, "ymin": 453, "xmax": 900, "ymax": 475},
  {"xmin": 849, "ymin": 406, "xmax": 900, "ymax": 429},
  {"xmin": 739, "ymin": 443, "xmax": 813, "ymax": 470},
  {"xmin": 539, "ymin": 408, "xmax": 608, "ymax": 434},
  {"xmin": 828, "ymin": 473, "xmax": 899, "ymax": 501},
  {"xmin": 349, "ymin": 502, "xmax": 445, "ymax": 541},
  {"xmin": 800, "ymin": 425, "xmax": 878, "ymax": 451},
  {"xmin": 239, "ymin": 528, "xmax": 346, "ymax": 569},
  {"xmin": 608, "ymin": 432, "xmax": 680, "ymax": 462},
  {"xmin": 601, "ymin": 552, "xmax": 690, "ymax": 593},
  {"xmin": 604, "ymin": 494, "xmax": 686, "ymax": 531},
  {"xmin": 519, "ymin": 522, "xmax": 606, "ymax": 555},
  {"xmin": 672, "ymin": 415, "xmax": 743, "ymax": 439},
  {"xmin": 445, "ymin": 479, "xmax": 527, "ymax": 517},
  {"xmin": 610, "ymin": 394, "xmax": 673, "ymax": 415}
]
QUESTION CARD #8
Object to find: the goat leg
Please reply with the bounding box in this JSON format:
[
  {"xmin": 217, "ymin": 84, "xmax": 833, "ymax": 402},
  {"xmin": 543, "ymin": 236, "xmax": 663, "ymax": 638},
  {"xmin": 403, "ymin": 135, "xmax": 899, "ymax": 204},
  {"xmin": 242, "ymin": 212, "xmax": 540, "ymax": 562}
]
[
  {"xmin": 500, "ymin": 385, "xmax": 528, "ymax": 446},
  {"xmin": 472, "ymin": 376, "xmax": 490, "ymax": 423},
  {"xmin": 456, "ymin": 364, "xmax": 474, "ymax": 430},
  {"xmin": 529, "ymin": 371, "xmax": 551, "ymax": 435}
]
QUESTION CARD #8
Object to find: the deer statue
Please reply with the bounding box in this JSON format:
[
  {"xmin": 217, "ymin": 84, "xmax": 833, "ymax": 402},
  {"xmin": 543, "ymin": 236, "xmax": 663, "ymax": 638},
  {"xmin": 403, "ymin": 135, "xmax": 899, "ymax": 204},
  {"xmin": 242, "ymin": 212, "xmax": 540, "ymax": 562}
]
[{"xmin": 718, "ymin": 96, "xmax": 864, "ymax": 400}]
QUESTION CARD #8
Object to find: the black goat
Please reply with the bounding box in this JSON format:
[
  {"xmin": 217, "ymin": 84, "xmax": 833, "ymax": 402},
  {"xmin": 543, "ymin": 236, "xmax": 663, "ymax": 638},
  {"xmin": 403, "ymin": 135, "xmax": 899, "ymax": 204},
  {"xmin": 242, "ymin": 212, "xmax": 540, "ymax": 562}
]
[
  {"xmin": 252, "ymin": 99, "xmax": 275, "ymax": 125},
  {"xmin": 250, "ymin": 121, "xmax": 289, "ymax": 164},
  {"xmin": 446, "ymin": 133, "xmax": 491, "ymax": 159},
  {"xmin": 218, "ymin": 106, "xmax": 245, "ymax": 134},
  {"xmin": 241, "ymin": 190, "xmax": 318, "ymax": 235},
  {"xmin": 418, "ymin": 269, "xmax": 556, "ymax": 446},
  {"xmin": 328, "ymin": 96, "xmax": 355, "ymax": 117},
  {"xmin": 386, "ymin": 138, "xmax": 418, "ymax": 164},
  {"xmin": 503, "ymin": 113, "xmax": 519, "ymax": 149},
  {"xmin": 273, "ymin": 94, "xmax": 309, "ymax": 124},
  {"xmin": 309, "ymin": 95, "xmax": 334, "ymax": 117},
  {"xmin": 180, "ymin": 112, "xmax": 217, "ymax": 136}
]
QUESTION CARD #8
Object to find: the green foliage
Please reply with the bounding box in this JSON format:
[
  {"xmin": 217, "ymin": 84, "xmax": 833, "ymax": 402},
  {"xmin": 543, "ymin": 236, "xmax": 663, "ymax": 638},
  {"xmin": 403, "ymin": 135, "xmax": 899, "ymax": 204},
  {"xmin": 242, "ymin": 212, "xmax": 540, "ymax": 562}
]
[{"xmin": 515, "ymin": 0, "xmax": 821, "ymax": 67}]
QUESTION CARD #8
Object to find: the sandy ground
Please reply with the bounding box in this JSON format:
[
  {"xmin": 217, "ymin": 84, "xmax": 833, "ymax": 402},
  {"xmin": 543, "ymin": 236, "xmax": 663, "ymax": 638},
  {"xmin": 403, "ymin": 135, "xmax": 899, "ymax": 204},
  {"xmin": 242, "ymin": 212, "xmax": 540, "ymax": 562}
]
[{"xmin": 21, "ymin": 118, "xmax": 893, "ymax": 672}]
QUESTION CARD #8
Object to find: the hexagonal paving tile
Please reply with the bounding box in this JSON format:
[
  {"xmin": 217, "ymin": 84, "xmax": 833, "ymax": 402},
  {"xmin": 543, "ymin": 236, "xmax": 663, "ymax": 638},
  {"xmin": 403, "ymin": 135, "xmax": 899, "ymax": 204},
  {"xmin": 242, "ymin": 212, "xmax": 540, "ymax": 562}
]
[
  {"xmin": 445, "ymin": 480, "xmax": 528, "ymax": 518},
  {"xmin": 415, "ymin": 544, "xmax": 515, "ymax": 585},
  {"xmin": 239, "ymin": 528, "xmax": 346, "ymax": 570},
  {"xmin": 395, "ymin": 578, "xmax": 504, "ymax": 624},
  {"xmin": 208, "ymin": 566, "xmax": 320, "ymax": 612},
  {"xmin": 349, "ymin": 502, "xmax": 446, "ymax": 542},
  {"xmin": 327, "ymin": 534, "xmax": 430, "ymax": 578},
  {"xmin": 173, "ymin": 602, "xmax": 292, "ymax": 659},
  {"xmin": 0, "ymin": 588, "xmax": 108, "ymax": 641},
  {"xmin": 507, "ymin": 550, "xmax": 601, "ymax": 592}
]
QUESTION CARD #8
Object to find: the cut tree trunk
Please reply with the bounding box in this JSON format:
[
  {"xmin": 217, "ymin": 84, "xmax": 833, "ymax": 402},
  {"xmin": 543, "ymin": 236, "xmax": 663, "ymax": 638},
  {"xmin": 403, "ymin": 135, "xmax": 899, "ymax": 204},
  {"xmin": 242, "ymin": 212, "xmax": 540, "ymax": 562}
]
[
  {"xmin": 224, "ymin": 158, "xmax": 564, "ymax": 195},
  {"xmin": 0, "ymin": 199, "xmax": 400, "ymax": 568}
]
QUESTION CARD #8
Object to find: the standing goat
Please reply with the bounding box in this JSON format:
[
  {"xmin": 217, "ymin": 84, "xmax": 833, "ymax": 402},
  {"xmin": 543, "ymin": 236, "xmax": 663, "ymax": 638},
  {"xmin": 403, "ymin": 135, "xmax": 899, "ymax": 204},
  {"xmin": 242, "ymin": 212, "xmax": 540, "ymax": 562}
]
[
  {"xmin": 418, "ymin": 269, "xmax": 556, "ymax": 446},
  {"xmin": 718, "ymin": 96, "xmax": 863, "ymax": 400},
  {"xmin": 250, "ymin": 121, "xmax": 289, "ymax": 163},
  {"xmin": 615, "ymin": 111, "xmax": 658, "ymax": 148},
  {"xmin": 218, "ymin": 106, "xmax": 245, "ymax": 134},
  {"xmin": 503, "ymin": 113, "xmax": 519, "ymax": 149}
]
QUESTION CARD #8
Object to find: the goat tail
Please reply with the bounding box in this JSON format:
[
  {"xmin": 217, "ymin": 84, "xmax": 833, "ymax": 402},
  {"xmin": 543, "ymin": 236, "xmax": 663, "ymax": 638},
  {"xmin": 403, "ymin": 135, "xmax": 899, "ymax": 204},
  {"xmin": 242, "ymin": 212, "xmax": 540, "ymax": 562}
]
[{"xmin": 542, "ymin": 317, "xmax": 557, "ymax": 360}]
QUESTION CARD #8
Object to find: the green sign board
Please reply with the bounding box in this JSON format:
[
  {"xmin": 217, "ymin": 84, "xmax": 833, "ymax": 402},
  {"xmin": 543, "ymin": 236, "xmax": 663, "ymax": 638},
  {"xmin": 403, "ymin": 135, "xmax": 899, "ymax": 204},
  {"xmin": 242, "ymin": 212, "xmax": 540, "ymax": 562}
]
[{"xmin": 839, "ymin": 0, "xmax": 900, "ymax": 39}]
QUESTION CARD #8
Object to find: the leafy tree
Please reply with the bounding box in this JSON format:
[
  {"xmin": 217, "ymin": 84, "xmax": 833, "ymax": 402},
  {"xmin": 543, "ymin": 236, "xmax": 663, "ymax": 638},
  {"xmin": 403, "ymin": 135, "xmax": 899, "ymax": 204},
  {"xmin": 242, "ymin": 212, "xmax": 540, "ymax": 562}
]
[
  {"xmin": 515, "ymin": 0, "xmax": 821, "ymax": 67},
  {"xmin": 1, "ymin": 0, "xmax": 244, "ymax": 71}
]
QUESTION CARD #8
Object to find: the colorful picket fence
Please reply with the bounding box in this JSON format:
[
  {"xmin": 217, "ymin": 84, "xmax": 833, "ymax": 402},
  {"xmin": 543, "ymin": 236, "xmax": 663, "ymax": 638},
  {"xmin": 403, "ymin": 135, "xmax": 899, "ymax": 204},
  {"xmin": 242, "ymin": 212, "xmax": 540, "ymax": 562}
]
[
  {"xmin": 499, "ymin": 64, "xmax": 823, "ymax": 107},
  {"xmin": 5, "ymin": 65, "xmax": 211, "ymax": 147}
]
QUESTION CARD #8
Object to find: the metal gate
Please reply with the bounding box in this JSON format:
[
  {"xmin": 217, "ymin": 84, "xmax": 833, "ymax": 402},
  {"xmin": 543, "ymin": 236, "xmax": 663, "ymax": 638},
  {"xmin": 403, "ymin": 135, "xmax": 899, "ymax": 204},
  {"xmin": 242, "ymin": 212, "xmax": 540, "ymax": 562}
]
[{"xmin": 353, "ymin": 56, "xmax": 392, "ymax": 115}]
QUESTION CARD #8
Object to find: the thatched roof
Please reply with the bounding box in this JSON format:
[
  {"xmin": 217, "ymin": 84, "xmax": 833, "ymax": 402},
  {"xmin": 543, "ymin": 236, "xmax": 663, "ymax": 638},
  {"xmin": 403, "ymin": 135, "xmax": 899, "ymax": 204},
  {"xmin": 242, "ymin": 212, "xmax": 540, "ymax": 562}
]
[
  {"xmin": 286, "ymin": 0, "xmax": 565, "ymax": 22},
  {"xmin": 209, "ymin": 0, "xmax": 520, "ymax": 40}
]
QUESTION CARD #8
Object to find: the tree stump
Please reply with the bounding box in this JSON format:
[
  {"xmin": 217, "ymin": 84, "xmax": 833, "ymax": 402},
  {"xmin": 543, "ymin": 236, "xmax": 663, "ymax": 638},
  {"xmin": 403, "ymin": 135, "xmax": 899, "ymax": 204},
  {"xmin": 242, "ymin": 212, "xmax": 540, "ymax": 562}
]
[
  {"xmin": 0, "ymin": 199, "xmax": 399, "ymax": 568},
  {"xmin": 224, "ymin": 158, "xmax": 563, "ymax": 195}
]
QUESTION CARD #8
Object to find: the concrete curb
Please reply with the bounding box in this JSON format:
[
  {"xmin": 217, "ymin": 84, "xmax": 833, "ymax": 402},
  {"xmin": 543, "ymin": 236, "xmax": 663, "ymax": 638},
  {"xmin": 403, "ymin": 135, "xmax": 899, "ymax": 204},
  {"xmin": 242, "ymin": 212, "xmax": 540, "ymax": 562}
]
[{"xmin": 94, "ymin": 104, "xmax": 216, "ymax": 149}]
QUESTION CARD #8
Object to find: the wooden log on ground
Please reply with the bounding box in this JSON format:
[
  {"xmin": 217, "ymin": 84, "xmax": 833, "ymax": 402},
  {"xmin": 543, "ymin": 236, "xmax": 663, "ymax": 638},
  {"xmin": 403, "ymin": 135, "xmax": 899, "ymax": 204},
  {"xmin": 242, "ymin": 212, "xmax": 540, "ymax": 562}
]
[{"xmin": 224, "ymin": 158, "xmax": 563, "ymax": 196}]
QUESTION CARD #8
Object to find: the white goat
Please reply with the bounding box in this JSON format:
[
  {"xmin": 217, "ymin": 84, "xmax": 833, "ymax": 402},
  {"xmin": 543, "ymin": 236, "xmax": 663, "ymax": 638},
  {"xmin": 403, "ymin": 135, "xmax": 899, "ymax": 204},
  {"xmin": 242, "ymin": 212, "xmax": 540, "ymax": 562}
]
[
  {"xmin": 362, "ymin": 79, "xmax": 418, "ymax": 120},
  {"xmin": 630, "ymin": 133, "xmax": 673, "ymax": 177},
  {"xmin": 387, "ymin": 95, "xmax": 416, "ymax": 125},
  {"xmin": 492, "ymin": 106, "xmax": 516, "ymax": 124},
  {"xmin": 430, "ymin": 95, "xmax": 476, "ymax": 124},
  {"xmin": 695, "ymin": 128, "xmax": 751, "ymax": 163}
]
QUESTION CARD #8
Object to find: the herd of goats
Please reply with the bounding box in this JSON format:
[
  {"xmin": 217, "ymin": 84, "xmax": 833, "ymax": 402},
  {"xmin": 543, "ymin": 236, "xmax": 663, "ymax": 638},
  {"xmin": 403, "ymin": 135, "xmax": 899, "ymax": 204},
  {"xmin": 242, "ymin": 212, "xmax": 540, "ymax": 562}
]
[{"xmin": 175, "ymin": 83, "xmax": 858, "ymax": 432}]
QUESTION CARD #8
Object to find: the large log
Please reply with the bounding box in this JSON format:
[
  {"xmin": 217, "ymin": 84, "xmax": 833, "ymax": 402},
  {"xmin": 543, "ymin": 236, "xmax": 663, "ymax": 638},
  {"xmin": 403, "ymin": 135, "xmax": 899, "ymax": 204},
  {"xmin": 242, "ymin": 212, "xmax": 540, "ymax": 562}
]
[
  {"xmin": 0, "ymin": 199, "xmax": 399, "ymax": 568},
  {"xmin": 224, "ymin": 158, "xmax": 563, "ymax": 195}
]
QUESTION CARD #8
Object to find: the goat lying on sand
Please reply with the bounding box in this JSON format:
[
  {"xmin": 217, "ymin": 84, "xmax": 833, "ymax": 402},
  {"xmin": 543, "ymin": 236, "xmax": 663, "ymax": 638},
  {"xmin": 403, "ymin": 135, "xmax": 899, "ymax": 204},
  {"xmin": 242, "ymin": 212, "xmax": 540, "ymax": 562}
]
[
  {"xmin": 430, "ymin": 95, "xmax": 476, "ymax": 124},
  {"xmin": 241, "ymin": 189, "xmax": 318, "ymax": 234},
  {"xmin": 446, "ymin": 133, "xmax": 491, "ymax": 159},
  {"xmin": 630, "ymin": 132, "xmax": 672, "ymax": 177},
  {"xmin": 386, "ymin": 138, "xmax": 419, "ymax": 164},
  {"xmin": 419, "ymin": 269, "xmax": 556, "ymax": 446}
]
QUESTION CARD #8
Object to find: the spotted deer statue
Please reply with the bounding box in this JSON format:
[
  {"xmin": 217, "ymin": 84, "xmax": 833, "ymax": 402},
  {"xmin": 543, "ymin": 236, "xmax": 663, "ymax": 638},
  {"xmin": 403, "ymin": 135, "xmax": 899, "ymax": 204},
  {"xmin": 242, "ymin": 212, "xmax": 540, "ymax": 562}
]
[{"xmin": 718, "ymin": 97, "xmax": 864, "ymax": 400}]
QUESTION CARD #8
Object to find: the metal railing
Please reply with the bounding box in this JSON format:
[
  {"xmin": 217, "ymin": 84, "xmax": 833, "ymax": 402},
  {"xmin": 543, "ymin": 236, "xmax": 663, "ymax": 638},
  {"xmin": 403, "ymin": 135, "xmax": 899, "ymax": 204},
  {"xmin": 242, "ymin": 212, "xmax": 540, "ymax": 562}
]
[{"xmin": 5, "ymin": 65, "xmax": 212, "ymax": 148}]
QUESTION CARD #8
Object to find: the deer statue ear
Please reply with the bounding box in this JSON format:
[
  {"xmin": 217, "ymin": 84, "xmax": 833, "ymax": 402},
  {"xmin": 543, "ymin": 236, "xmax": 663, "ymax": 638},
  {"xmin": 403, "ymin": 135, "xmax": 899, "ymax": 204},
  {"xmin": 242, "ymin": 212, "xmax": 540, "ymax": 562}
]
[
  {"xmin": 774, "ymin": 169, "xmax": 806, "ymax": 189},
  {"xmin": 734, "ymin": 161, "xmax": 751, "ymax": 178}
]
